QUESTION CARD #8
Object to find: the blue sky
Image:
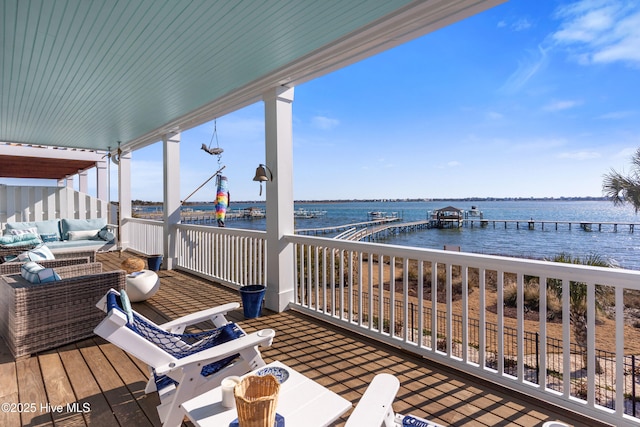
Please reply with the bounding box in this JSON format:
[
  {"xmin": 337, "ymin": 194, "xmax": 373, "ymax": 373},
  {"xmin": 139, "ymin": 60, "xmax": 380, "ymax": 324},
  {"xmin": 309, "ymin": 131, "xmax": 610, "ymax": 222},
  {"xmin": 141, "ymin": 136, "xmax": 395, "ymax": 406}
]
[{"xmin": 5, "ymin": 0, "xmax": 640, "ymax": 202}]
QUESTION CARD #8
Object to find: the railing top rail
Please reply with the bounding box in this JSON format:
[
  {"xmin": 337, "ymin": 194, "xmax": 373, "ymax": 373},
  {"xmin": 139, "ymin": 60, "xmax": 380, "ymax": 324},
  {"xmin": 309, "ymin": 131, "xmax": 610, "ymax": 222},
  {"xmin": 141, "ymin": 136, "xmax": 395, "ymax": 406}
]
[
  {"xmin": 286, "ymin": 233, "xmax": 640, "ymax": 288},
  {"xmin": 123, "ymin": 217, "xmax": 164, "ymax": 226},
  {"xmin": 176, "ymin": 222, "xmax": 267, "ymax": 238}
]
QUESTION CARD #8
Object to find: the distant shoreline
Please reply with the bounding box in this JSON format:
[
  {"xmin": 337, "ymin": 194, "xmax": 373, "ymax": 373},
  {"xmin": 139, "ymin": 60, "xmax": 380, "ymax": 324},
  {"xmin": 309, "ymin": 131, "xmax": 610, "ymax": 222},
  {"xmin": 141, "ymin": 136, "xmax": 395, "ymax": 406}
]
[{"xmin": 131, "ymin": 196, "xmax": 609, "ymax": 206}]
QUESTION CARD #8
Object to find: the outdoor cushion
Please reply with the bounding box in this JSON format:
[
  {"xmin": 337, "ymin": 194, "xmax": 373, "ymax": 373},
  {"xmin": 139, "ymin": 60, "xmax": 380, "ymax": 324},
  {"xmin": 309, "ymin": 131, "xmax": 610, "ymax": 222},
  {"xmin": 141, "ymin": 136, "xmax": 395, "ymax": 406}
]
[
  {"xmin": 17, "ymin": 244, "xmax": 55, "ymax": 262},
  {"xmin": 61, "ymin": 218, "xmax": 107, "ymax": 240},
  {"xmin": 5, "ymin": 220, "xmax": 61, "ymax": 240},
  {"xmin": 40, "ymin": 232, "xmax": 59, "ymax": 243},
  {"xmin": 98, "ymin": 228, "xmax": 115, "ymax": 242},
  {"xmin": 9, "ymin": 227, "xmax": 40, "ymax": 239},
  {"xmin": 67, "ymin": 229, "xmax": 100, "ymax": 241},
  {"xmin": 0, "ymin": 233, "xmax": 42, "ymax": 247},
  {"xmin": 20, "ymin": 261, "xmax": 61, "ymax": 284}
]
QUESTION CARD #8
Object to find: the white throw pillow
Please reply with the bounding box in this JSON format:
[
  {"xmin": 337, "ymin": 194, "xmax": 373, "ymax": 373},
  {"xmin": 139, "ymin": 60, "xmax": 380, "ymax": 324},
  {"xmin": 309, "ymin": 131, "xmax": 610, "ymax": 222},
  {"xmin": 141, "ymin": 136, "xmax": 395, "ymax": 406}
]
[{"xmin": 67, "ymin": 229, "xmax": 99, "ymax": 241}]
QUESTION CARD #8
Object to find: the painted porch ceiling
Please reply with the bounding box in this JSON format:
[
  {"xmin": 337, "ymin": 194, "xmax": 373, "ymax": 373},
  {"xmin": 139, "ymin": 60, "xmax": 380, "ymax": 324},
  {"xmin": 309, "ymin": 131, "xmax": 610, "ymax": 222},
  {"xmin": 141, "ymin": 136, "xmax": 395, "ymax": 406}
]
[{"xmin": 1, "ymin": 0, "xmax": 503, "ymax": 154}]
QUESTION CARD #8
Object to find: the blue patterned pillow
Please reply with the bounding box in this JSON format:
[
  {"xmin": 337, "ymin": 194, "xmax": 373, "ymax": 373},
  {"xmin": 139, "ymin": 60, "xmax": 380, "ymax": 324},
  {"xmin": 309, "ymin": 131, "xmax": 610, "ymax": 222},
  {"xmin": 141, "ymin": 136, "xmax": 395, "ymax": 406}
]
[
  {"xmin": 20, "ymin": 262, "xmax": 61, "ymax": 284},
  {"xmin": 40, "ymin": 232, "xmax": 59, "ymax": 243}
]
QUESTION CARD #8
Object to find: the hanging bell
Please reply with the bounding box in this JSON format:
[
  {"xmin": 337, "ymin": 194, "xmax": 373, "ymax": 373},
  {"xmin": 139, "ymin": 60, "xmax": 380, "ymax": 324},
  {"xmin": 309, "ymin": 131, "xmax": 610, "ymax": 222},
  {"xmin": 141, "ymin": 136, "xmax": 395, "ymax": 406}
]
[{"xmin": 253, "ymin": 164, "xmax": 270, "ymax": 182}]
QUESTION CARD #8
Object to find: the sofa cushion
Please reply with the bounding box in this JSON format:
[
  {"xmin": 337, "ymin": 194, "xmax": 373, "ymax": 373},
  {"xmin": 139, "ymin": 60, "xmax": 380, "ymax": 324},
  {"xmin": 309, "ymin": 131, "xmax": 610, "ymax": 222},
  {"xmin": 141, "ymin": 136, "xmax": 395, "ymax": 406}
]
[
  {"xmin": 46, "ymin": 239, "xmax": 116, "ymax": 252},
  {"xmin": 61, "ymin": 218, "xmax": 107, "ymax": 240},
  {"xmin": 5, "ymin": 220, "xmax": 61, "ymax": 241},
  {"xmin": 20, "ymin": 262, "xmax": 61, "ymax": 284}
]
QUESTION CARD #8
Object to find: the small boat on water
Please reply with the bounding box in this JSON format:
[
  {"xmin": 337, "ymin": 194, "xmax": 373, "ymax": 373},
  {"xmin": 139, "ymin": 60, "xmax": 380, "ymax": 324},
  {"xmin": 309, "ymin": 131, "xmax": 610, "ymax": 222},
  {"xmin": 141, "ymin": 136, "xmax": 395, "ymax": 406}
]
[
  {"xmin": 294, "ymin": 208, "xmax": 327, "ymax": 219},
  {"xmin": 368, "ymin": 211, "xmax": 399, "ymax": 221},
  {"xmin": 468, "ymin": 205, "xmax": 482, "ymax": 216},
  {"xmin": 242, "ymin": 207, "xmax": 266, "ymax": 219}
]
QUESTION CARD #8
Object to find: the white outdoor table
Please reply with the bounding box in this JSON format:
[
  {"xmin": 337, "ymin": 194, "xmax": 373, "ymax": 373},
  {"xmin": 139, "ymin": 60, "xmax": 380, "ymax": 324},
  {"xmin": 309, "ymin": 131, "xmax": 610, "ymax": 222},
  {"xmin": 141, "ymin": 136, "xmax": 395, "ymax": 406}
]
[{"xmin": 180, "ymin": 361, "xmax": 352, "ymax": 427}]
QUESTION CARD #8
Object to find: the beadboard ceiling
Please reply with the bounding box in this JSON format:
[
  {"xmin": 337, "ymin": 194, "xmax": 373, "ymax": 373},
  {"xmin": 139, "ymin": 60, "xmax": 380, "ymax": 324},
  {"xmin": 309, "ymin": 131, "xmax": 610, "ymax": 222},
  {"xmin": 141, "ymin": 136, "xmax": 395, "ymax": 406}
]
[{"xmin": 0, "ymin": 0, "xmax": 504, "ymax": 154}]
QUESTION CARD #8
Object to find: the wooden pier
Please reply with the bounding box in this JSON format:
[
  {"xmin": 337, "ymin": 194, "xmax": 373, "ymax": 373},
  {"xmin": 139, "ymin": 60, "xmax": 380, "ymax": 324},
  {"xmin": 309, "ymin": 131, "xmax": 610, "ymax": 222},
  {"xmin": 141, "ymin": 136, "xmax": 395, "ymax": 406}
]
[
  {"xmin": 339, "ymin": 219, "xmax": 432, "ymax": 241},
  {"xmin": 464, "ymin": 219, "xmax": 640, "ymax": 233},
  {"xmin": 296, "ymin": 218, "xmax": 401, "ymax": 236}
]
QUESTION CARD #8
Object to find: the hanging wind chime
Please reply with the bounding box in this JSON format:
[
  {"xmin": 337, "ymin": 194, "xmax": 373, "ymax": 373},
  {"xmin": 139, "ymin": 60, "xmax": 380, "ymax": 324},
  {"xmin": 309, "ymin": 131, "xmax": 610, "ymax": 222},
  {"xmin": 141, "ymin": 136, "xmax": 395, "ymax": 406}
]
[{"xmin": 182, "ymin": 120, "xmax": 228, "ymax": 227}]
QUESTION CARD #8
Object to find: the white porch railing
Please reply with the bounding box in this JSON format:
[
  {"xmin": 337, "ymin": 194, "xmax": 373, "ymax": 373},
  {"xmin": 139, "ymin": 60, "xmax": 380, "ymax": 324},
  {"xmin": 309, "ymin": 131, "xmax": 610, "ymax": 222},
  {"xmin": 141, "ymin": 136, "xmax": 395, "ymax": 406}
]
[
  {"xmin": 125, "ymin": 220, "xmax": 267, "ymax": 288},
  {"xmin": 124, "ymin": 218, "xmax": 164, "ymax": 255},
  {"xmin": 287, "ymin": 234, "xmax": 640, "ymax": 427},
  {"xmin": 175, "ymin": 223, "xmax": 266, "ymax": 288},
  {"xmin": 125, "ymin": 221, "xmax": 640, "ymax": 426}
]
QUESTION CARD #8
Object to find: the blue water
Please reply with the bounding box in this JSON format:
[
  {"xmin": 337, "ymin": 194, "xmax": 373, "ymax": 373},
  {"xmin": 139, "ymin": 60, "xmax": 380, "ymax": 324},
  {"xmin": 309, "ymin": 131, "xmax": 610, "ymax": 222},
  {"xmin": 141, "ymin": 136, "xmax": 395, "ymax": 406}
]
[{"xmin": 150, "ymin": 200, "xmax": 640, "ymax": 270}]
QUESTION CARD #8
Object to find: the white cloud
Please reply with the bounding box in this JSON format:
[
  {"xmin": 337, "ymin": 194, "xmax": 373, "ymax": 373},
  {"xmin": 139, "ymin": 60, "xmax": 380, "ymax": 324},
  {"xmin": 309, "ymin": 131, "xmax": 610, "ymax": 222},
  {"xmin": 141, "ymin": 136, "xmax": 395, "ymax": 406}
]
[
  {"xmin": 501, "ymin": 45, "xmax": 550, "ymax": 93},
  {"xmin": 510, "ymin": 138, "xmax": 567, "ymax": 152},
  {"xmin": 613, "ymin": 147, "xmax": 638, "ymax": 159},
  {"xmin": 552, "ymin": 1, "xmax": 640, "ymax": 66},
  {"xmin": 543, "ymin": 100, "xmax": 582, "ymax": 111},
  {"xmin": 512, "ymin": 18, "xmax": 533, "ymax": 31},
  {"xmin": 311, "ymin": 116, "xmax": 340, "ymax": 130},
  {"xmin": 447, "ymin": 161, "xmax": 462, "ymax": 167},
  {"xmin": 597, "ymin": 110, "xmax": 636, "ymax": 119},
  {"xmin": 557, "ymin": 151, "xmax": 601, "ymax": 160},
  {"xmin": 486, "ymin": 111, "xmax": 504, "ymax": 120}
]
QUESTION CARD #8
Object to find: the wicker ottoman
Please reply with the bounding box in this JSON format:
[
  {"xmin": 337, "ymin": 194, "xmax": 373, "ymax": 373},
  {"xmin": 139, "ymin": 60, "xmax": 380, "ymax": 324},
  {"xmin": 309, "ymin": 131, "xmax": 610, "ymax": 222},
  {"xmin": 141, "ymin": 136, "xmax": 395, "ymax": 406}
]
[{"xmin": 0, "ymin": 263, "xmax": 126, "ymax": 358}]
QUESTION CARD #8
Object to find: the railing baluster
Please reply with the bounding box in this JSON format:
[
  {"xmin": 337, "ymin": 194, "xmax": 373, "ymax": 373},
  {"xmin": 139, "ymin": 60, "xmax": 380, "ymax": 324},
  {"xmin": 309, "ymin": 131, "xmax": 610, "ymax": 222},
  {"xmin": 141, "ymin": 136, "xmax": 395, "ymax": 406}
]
[
  {"xmin": 497, "ymin": 271, "xmax": 504, "ymax": 375},
  {"xmin": 517, "ymin": 272, "xmax": 524, "ymax": 381}
]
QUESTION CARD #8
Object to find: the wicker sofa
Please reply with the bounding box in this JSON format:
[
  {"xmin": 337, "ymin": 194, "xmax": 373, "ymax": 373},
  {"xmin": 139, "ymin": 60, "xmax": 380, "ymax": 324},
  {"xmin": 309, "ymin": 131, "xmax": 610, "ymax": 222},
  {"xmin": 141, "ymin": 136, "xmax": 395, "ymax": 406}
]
[
  {"xmin": 0, "ymin": 262, "xmax": 126, "ymax": 358},
  {"xmin": 0, "ymin": 218, "xmax": 117, "ymax": 260}
]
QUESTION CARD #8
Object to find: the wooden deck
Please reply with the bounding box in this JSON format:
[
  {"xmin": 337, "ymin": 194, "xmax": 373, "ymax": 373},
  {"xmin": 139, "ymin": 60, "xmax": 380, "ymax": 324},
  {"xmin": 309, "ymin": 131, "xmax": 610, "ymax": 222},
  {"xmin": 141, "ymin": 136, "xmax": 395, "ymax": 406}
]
[{"xmin": 0, "ymin": 251, "xmax": 610, "ymax": 427}]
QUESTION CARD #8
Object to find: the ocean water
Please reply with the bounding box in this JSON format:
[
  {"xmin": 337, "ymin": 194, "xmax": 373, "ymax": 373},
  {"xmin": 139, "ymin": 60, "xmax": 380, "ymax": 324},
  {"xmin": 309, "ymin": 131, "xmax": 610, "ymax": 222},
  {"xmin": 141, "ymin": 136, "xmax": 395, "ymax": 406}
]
[{"xmin": 172, "ymin": 200, "xmax": 640, "ymax": 270}]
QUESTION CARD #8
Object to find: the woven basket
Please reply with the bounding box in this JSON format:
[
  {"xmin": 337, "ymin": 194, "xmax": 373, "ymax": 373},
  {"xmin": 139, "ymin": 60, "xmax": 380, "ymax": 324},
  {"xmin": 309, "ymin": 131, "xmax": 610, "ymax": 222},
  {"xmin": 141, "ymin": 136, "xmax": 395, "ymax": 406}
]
[
  {"xmin": 120, "ymin": 257, "xmax": 145, "ymax": 274},
  {"xmin": 234, "ymin": 375, "xmax": 280, "ymax": 427}
]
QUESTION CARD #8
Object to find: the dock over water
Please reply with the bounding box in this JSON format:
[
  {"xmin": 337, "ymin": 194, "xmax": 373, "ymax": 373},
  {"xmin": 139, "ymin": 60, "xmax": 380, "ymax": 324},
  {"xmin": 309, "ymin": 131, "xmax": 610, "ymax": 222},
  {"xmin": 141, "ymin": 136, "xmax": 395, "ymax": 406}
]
[{"xmin": 464, "ymin": 219, "xmax": 640, "ymax": 233}]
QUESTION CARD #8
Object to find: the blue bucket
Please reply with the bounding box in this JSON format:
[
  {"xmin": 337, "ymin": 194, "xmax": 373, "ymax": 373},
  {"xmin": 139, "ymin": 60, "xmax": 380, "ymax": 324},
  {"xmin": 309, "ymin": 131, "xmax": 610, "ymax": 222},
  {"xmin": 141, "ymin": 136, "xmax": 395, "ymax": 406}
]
[
  {"xmin": 147, "ymin": 255, "xmax": 163, "ymax": 272},
  {"xmin": 239, "ymin": 285, "xmax": 266, "ymax": 319}
]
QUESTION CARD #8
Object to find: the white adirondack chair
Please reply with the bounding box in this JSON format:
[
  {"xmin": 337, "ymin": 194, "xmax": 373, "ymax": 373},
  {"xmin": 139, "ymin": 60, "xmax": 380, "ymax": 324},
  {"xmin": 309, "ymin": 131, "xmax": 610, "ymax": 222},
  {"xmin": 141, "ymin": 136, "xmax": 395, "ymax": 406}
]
[
  {"xmin": 94, "ymin": 289, "xmax": 275, "ymax": 427},
  {"xmin": 346, "ymin": 373, "xmax": 446, "ymax": 427}
]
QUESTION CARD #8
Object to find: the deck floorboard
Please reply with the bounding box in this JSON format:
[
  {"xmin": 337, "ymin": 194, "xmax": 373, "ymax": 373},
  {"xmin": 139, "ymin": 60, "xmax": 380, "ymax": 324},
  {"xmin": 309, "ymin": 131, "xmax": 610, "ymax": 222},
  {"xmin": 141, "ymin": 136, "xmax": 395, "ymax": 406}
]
[{"xmin": 0, "ymin": 251, "xmax": 612, "ymax": 427}]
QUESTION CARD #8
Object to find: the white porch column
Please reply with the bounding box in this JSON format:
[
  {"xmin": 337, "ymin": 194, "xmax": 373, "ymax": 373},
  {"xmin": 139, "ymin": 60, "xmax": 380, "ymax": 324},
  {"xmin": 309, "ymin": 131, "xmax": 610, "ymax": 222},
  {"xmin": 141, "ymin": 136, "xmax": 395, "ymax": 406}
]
[
  {"xmin": 117, "ymin": 152, "xmax": 132, "ymax": 250},
  {"xmin": 96, "ymin": 158, "xmax": 108, "ymax": 201},
  {"xmin": 263, "ymin": 86, "xmax": 295, "ymax": 312},
  {"xmin": 163, "ymin": 132, "xmax": 181, "ymax": 270},
  {"xmin": 78, "ymin": 170, "xmax": 88, "ymax": 194}
]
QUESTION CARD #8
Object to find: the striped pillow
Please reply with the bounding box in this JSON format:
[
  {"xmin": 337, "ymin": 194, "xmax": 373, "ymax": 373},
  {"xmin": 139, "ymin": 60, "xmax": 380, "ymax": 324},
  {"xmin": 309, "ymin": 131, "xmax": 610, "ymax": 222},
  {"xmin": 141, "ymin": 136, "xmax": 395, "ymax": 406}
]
[
  {"xmin": 17, "ymin": 244, "xmax": 55, "ymax": 262},
  {"xmin": 20, "ymin": 262, "xmax": 61, "ymax": 284}
]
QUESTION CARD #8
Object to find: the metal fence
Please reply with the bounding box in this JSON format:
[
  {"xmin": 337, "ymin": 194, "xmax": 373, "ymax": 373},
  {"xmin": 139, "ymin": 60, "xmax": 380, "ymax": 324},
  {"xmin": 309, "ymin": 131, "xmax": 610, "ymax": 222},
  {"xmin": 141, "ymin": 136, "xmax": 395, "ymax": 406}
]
[{"xmin": 357, "ymin": 291, "xmax": 639, "ymax": 416}]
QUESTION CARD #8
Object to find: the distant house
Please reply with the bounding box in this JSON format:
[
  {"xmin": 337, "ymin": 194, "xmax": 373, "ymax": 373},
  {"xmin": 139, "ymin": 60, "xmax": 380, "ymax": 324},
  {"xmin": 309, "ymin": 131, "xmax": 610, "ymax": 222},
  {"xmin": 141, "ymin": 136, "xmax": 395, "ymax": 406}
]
[{"xmin": 430, "ymin": 206, "xmax": 464, "ymax": 228}]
